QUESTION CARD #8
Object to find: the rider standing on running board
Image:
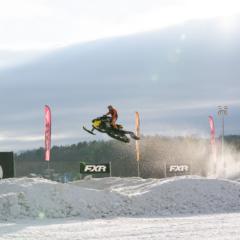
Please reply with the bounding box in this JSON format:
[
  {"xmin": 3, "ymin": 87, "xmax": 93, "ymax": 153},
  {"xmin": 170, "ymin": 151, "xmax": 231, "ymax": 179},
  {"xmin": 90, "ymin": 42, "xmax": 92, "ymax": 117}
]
[{"xmin": 105, "ymin": 105, "xmax": 118, "ymax": 129}]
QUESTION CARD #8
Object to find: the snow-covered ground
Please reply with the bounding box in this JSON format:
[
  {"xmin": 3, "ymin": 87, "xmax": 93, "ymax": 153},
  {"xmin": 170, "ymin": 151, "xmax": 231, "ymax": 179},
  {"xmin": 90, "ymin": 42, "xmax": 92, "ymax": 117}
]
[
  {"xmin": 0, "ymin": 176, "xmax": 240, "ymax": 239},
  {"xmin": 1, "ymin": 214, "xmax": 240, "ymax": 240}
]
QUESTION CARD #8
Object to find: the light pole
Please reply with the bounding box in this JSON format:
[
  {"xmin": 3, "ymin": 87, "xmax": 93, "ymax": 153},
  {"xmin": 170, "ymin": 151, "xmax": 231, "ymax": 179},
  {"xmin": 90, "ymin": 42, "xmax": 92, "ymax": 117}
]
[{"xmin": 217, "ymin": 105, "xmax": 228, "ymax": 177}]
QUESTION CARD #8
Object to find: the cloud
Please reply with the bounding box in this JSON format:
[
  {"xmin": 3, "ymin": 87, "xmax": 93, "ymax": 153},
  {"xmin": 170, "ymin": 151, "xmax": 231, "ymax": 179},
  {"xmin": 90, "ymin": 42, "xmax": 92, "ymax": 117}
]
[{"xmin": 1, "ymin": 0, "xmax": 240, "ymax": 51}]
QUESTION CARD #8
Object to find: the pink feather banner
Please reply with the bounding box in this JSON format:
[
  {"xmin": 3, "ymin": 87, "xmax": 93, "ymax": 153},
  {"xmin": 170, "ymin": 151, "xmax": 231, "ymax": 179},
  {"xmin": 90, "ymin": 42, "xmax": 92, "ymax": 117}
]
[
  {"xmin": 208, "ymin": 116, "xmax": 215, "ymax": 145},
  {"xmin": 44, "ymin": 105, "xmax": 51, "ymax": 161}
]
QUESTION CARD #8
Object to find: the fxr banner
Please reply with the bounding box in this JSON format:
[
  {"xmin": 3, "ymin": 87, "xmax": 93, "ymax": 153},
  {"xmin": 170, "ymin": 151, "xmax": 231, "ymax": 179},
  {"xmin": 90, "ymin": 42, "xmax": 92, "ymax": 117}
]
[
  {"xmin": 80, "ymin": 162, "xmax": 110, "ymax": 174},
  {"xmin": 166, "ymin": 164, "xmax": 191, "ymax": 177},
  {"xmin": 44, "ymin": 105, "xmax": 51, "ymax": 161}
]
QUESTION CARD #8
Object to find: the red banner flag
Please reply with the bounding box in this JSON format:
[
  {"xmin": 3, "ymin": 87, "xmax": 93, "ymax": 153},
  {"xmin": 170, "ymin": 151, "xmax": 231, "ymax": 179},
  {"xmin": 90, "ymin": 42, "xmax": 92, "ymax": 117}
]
[
  {"xmin": 208, "ymin": 116, "xmax": 215, "ymax": 145},
  {"xmin": 44, "ymin": 105, "xmax": 51, "ymax": 161}
]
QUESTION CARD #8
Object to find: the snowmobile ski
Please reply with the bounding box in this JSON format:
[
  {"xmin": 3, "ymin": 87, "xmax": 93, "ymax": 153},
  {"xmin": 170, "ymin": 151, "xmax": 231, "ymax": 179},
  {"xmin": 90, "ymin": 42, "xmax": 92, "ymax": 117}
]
[{"xmin": 83, "ymin": 126, "xmax": 96, "ymax": 135}]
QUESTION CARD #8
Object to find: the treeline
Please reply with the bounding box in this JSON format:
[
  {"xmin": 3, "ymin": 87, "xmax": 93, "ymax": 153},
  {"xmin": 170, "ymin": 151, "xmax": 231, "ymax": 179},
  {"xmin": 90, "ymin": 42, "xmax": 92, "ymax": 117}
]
[{"xmin": 15, "ymin": 135, "xmax": 240, "ymax": 179}]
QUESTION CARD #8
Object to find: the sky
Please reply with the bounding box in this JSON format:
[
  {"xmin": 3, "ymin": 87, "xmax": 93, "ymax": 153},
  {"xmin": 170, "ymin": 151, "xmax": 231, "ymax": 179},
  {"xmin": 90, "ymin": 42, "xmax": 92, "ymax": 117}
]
[
  {"xmin": 1, "ymin": 0, "xmax": 240, "ymax": 52},
  {"xmin": 0, "ymin": 0, "xmax": 240, "ymax": 151}
]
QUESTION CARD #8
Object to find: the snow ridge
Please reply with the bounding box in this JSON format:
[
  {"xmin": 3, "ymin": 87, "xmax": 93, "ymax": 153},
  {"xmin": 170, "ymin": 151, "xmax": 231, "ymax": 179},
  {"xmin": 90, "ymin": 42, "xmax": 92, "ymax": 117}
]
[{"xmin": 0, "ymin": 176, "xmax": 240, "ymax": 220}]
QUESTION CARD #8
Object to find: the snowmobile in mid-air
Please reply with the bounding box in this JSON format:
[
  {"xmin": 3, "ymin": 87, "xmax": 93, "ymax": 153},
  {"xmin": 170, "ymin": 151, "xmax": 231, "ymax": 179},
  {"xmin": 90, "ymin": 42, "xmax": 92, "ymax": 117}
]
[{"xmin": 83, "ymin": 115, "xmax": 140, "ymax": 143}]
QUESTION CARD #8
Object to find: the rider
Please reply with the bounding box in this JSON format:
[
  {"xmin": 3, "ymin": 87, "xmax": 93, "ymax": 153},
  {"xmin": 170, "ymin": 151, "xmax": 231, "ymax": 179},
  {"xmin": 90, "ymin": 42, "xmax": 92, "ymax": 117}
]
[{"xmin": 105, "ymin": 105, "xmax": 118, "ymax": 129}]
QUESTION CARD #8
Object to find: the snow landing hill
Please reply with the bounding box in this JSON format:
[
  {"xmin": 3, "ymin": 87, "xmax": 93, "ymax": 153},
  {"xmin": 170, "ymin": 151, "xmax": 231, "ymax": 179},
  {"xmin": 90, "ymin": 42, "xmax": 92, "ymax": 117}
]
[{"xmin": 0, "ymin": 176, "xmax": 240, "ymax": 221}]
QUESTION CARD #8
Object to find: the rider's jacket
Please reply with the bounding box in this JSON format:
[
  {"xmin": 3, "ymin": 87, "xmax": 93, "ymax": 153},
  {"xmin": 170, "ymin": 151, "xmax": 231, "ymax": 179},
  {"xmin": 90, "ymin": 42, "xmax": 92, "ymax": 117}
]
[{"xmin": 107, "ymin": 108, "xmax": 118, "ymax": 119}]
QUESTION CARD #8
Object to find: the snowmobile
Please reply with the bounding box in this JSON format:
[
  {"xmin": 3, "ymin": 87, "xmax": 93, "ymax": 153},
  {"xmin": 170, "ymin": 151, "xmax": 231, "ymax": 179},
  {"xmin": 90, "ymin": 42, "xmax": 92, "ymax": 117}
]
[{"xmin": 83, "ymin": 115, "xmax": 140, "ymax": 143}]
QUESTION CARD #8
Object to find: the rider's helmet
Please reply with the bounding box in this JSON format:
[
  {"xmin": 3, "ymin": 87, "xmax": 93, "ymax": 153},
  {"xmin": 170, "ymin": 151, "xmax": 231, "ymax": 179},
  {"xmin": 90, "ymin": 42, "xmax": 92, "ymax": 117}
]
[{"xmin": 108, "ymin": 105, "xmax": 113, "ymax": 109}]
